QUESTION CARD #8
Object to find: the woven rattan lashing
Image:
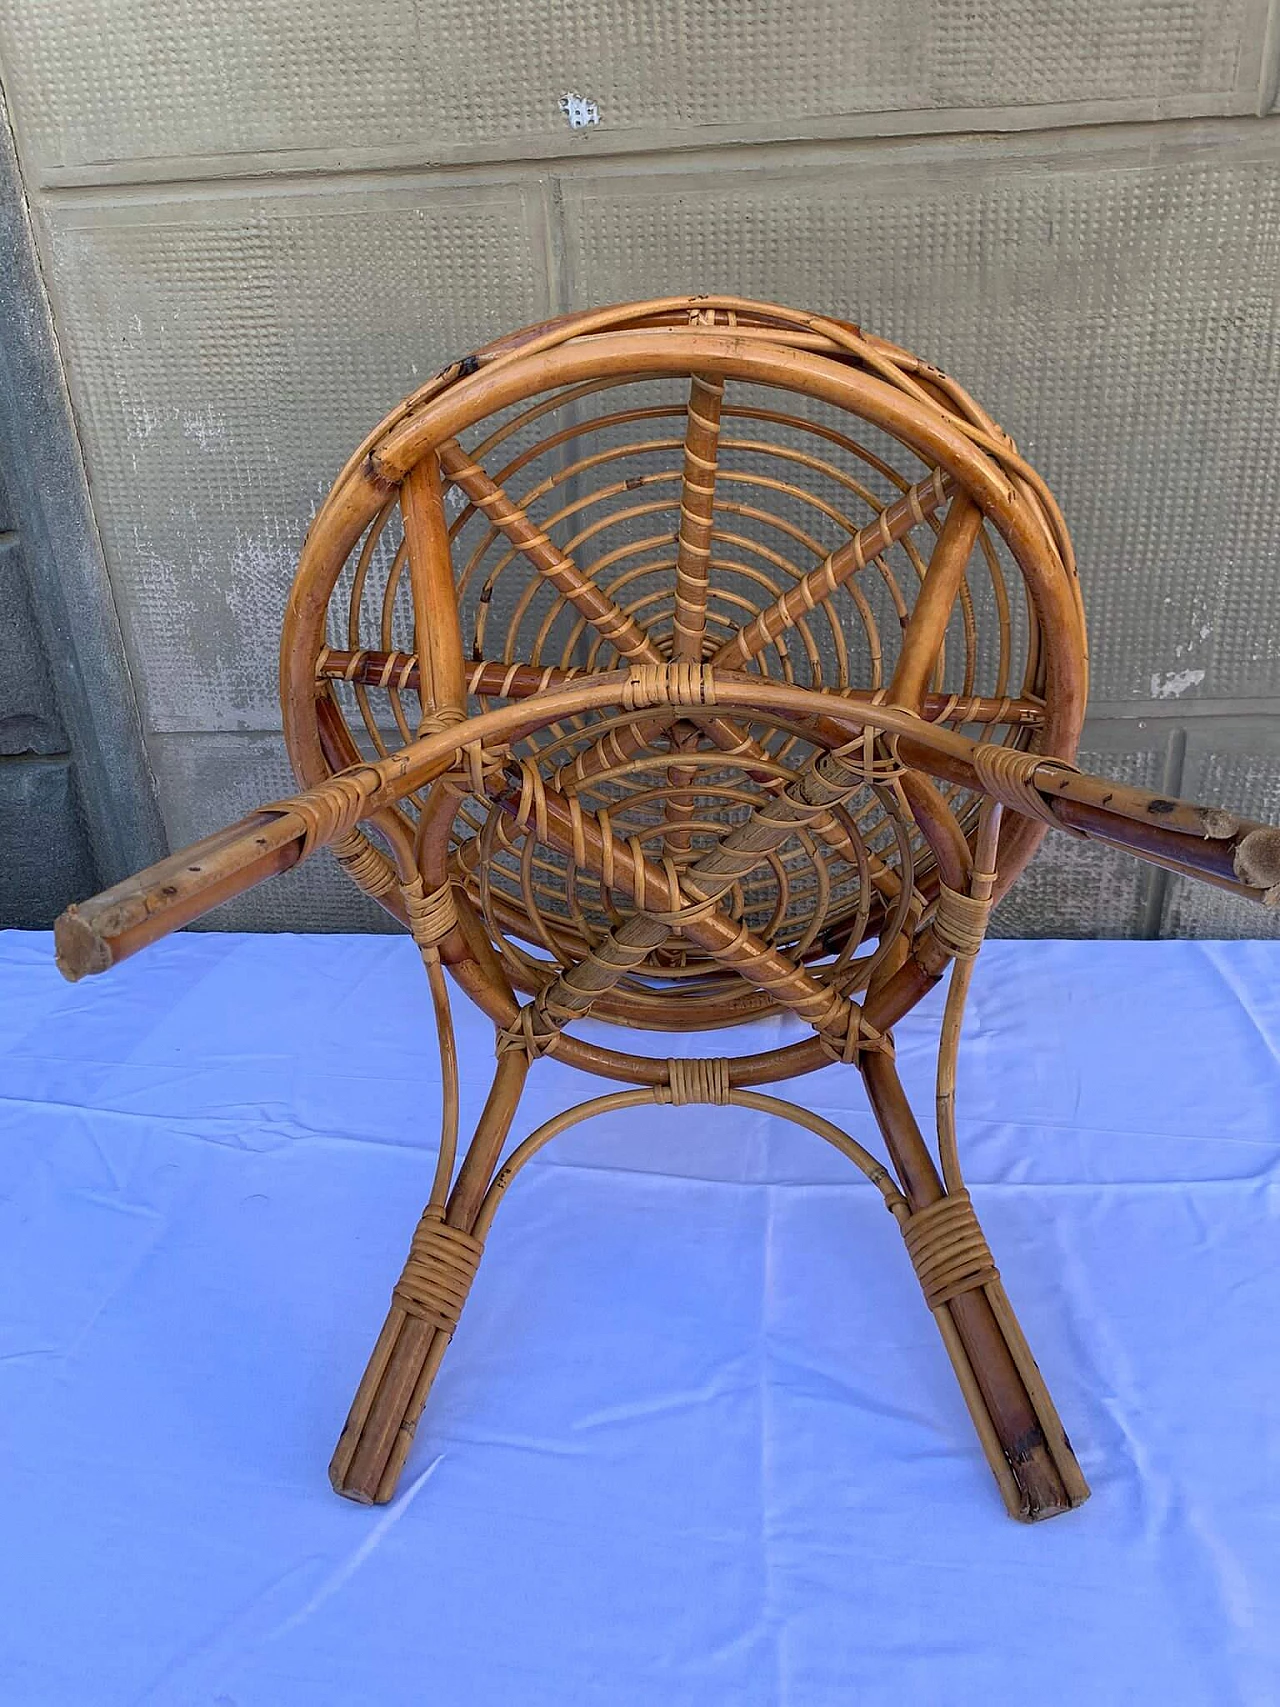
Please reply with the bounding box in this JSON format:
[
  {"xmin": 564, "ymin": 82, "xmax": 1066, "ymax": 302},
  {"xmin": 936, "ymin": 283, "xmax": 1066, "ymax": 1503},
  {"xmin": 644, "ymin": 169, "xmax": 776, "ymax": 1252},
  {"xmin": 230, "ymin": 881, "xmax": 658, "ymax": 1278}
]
[{"xmin": 55, "ymin": 297, "xmax": 1280, "ymax": 1526}]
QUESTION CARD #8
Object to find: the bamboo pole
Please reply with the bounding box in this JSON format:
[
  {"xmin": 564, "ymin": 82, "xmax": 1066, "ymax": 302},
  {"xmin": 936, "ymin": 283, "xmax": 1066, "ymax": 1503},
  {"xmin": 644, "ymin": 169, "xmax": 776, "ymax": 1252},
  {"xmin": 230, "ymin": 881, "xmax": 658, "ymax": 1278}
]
[
  {"xmin": 331, "ymin": 1048, "xmax": 531, "ymax": 1504},
  {"xmin": 889, "ymin": 494, "xmax": 984, "ymax": 710},
  {"xmin": 315, "ymin": 650, "xmax": 1047, "ymax": 727},
  {"xmin": 671, "ymin": 373, "xmax": 724, "ymax": 663},
  {"xmin": 860, "ymin": 1049, "xmax": 1077, "ymax": 1520},
  {"xmin": 400, "ymin": 450, "xmax": 466, "ymax": 733},
  {"xmin": 54, "ymin": 674, "xmax": 1280, "ymax": 983},
  {"xmin": 437, "ymin": 441, "xmax": 663, "ymax": 666},
  {"xmin": 663, "ymin": 373, "xmax": 726, "ymax": 855}
]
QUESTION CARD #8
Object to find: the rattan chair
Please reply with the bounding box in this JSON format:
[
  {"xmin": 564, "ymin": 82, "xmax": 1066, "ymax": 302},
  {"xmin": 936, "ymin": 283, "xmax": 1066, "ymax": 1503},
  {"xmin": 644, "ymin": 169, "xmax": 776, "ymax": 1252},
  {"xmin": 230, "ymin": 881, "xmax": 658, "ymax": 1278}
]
[{"xmin": 56, "ymin": 297, "xmax": 1280, "ymax": 1521}]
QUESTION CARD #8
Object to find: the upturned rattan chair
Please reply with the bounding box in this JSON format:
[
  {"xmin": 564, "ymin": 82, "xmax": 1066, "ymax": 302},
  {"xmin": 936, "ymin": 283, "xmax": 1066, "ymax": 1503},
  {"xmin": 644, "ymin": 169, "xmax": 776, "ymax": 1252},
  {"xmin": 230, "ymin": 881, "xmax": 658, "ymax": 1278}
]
[{"xmin": 56, "ymin": 297, "xmax": 1280, "ymax": 1521}]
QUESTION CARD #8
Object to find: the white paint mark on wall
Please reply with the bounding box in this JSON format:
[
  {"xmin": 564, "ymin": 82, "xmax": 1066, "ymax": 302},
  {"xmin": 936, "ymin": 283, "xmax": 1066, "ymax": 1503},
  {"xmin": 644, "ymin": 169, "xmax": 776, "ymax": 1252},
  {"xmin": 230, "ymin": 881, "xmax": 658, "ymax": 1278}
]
[
  {"xmin": 1172, "ymin": 617, "xmax": 1214, "ymax": 660},
  {"xmin": 126, "ymin": 402, "xmax": 159, "ymax": 439},
  {"xmin": 182, "ymin": 408, "xmax": 228, "ymax": 450},
  {"xmin": 444, "ymin": 485, "xmax": 467, "ymax": 518},
  {"xmin": 1150, "ymin": 668, "xmax": 1205, "ymax": 699},
  {"xmin": 560, "ymin": 92, "xmax": 600, "ymax": 129}
]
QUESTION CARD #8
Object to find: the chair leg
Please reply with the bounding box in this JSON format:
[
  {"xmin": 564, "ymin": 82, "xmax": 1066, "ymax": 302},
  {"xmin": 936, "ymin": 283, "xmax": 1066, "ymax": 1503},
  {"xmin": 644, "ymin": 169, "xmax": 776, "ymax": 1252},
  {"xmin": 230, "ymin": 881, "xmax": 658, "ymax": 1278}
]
[
  {"xmin": 862, "ymin": 1050, "xmax": 1088, "ymax": 1521},
  {"xmin": 329, "ymin": 1049, "xmax": 529, "ymax": 1504}
]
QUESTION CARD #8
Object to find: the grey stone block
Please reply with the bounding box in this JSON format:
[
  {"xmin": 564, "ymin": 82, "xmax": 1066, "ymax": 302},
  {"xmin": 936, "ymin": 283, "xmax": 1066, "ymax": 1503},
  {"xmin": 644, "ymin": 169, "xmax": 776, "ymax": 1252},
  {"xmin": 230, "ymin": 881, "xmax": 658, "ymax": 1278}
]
[
  {"xmin": 0, "ymin": 535, "xmax": 65, "ymax": 754},
  {"xmin": 0, "ymin": 756, "xmax": 97, "ymax": 926},
  {"xmin": 0, "ymin": 87, "xmax": 164, "ymax": 882}
]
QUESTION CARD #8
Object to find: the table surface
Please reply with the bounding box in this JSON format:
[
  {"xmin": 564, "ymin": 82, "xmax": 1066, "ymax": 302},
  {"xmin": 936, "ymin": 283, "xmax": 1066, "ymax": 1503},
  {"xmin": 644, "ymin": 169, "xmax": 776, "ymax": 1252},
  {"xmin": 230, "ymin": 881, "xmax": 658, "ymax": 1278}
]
[{"xmin": 2, "ymin": 930, "xmax": 1279, "ymax": 1706}]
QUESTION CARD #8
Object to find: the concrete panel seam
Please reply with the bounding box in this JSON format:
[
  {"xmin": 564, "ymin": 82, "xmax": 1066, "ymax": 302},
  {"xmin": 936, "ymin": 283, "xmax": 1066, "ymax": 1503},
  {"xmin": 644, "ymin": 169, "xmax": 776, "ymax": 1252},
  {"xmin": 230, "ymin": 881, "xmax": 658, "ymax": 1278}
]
[
  {"xmin": 16, "ymin": 108, "xmax": 1280, "ymax": 205},
  {"xmin": 9, "ymin": 94, "xmax": 1272, "ymax": 195},
  {"xmin": 1086, "ymin": 697, "xmax": 1280, "ymax": 721},
  {"xmin": 1144, "ymin": 726, "xmax": 1187, "ymax": 937},
  {"xmin": 544, "ymin": 173, "xmax": 570, "ymax": 317},
  {"xmin": 1260, "ymin": 0, "xmax": 1280, "ymax": 110}
]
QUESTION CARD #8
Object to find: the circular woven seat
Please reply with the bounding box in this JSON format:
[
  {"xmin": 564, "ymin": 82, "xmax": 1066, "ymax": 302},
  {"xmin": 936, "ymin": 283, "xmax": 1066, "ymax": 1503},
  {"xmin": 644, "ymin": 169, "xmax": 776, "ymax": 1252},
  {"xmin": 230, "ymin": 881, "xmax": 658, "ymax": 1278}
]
[{"xmin": 287, "ymin": 296, "xmax": 1086, "ymax": 1078}]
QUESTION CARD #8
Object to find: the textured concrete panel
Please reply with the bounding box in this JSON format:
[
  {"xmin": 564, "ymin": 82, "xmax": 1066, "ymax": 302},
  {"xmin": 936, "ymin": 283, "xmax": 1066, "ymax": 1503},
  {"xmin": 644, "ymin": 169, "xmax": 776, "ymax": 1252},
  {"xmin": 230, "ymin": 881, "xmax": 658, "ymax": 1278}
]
[
  {"xmin": 1161, "ymin": 720, "xmax": 1280, "ymax": 937},
  {"xmin": 562, "ymin": 130, "xmax": 1280, "ymax": 708},
  {"xmin": 148, "ymin": 732, "xmax": 397, "ymax": 933},
  {"xmin": 0, "ymin": 0, "xmax": 424, "ymax": 171},
  {"xmin": 0, "ymin": 0, "xmax": 1266, "ymax": 175},
  {"xmin": 991, "ymin": 721, "xmax": 1171, "ymax": 938},
  {"xmin": 41, "ymin": 183, "xmax": 550, "ymax": 735},
  {"xmin": 0, "ymin": 756, "xmax": 97, "ymax": 927},
  {"xmin": 429, "ymin": 0, "xmax": 1260, "ymax": 138}
]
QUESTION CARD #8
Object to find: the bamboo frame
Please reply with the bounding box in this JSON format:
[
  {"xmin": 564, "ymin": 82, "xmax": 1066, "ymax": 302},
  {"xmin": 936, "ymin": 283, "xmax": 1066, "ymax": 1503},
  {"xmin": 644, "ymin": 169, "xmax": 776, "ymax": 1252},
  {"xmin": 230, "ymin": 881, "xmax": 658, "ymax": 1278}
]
[{"xmin": 52, "ymin": 297, "xmax": 1280, "ymax": 1524}]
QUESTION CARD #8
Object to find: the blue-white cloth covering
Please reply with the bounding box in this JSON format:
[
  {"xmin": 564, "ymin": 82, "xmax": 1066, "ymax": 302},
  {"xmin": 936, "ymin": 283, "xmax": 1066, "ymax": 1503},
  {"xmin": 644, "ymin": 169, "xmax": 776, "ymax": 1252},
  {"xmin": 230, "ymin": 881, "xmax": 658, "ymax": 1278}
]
[{"xmin": 2, "ymin": 930, "xmax": 1278, "ymax": 1705}]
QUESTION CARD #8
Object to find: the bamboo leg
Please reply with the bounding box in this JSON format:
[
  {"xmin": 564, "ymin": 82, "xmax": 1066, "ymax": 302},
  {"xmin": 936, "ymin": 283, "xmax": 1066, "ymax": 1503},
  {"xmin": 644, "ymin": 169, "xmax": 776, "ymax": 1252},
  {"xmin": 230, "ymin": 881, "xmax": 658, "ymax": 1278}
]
[
  {"xmin": 860, "ymin": 1050, "xmax": 1086, "ymax": 1520},
  {"xmin": 330, "ymin": 1048, "xmax": 531, "ymax": 1504}
]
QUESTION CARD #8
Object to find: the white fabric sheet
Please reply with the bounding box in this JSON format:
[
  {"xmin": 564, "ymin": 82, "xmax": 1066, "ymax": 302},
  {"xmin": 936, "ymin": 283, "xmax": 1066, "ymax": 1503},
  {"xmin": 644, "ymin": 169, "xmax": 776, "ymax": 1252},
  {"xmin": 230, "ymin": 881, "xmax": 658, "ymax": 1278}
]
[{"xmin": 2, "ymin": 930, "xmax": 1278, "ymax": 1705}]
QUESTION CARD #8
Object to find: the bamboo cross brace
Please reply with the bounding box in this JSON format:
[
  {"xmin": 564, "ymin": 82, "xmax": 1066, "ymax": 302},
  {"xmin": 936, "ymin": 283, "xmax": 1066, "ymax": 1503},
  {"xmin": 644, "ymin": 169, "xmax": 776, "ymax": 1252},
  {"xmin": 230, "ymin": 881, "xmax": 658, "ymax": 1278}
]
[
  {"xmin": 438, "ymin": 439, "xmax": 664, "ymax": 666},
  {"xmin": 713, "ymin": 466, "xmax": 953, "ymax": 673},
  {"xmin": 665, "ymin": 372, "xmax": 726, "ymax": 853},
  {"xmin": 507, "ymin": 914, "xmax": 671, "ymax": 1056},
  {"xmin": 485, "ymin": 762, "xmax": 879, "ymax": 1056},
  {"xmin": 497, "ymin": 733, "xmax": 914, "ymax": 1058},
  {"xmin": 671, "ymin": 372, "xmax": 725, "ymax": 661},
  {"xmin": 313, "ymin": 649, "xmax": 1045, "ymax": 727}
]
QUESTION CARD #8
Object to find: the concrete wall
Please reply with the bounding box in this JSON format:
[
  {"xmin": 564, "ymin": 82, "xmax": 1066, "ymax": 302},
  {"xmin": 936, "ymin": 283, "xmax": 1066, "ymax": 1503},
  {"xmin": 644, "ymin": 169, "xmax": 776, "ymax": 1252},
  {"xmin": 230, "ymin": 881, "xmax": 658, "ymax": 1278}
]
[
  {"xmin": 0, "ymin": 447, "xmax": 96, "ymax": 927},
  {"xmin": 0, "ymin": 99, "xmax": 164, "ymax": 927},
  {"xmin": 1, "ymin": 1, "xmax": 1278, "ymax": 936}
]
